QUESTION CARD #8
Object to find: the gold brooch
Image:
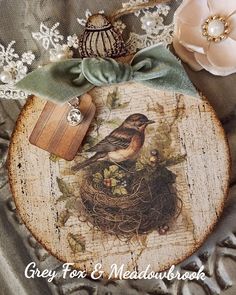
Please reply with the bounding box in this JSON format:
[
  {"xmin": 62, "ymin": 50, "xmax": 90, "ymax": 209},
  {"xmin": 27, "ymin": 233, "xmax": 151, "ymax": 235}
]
[{"xmin": 202, "ymin": 15, "xmax": 230, "ymax": 42}]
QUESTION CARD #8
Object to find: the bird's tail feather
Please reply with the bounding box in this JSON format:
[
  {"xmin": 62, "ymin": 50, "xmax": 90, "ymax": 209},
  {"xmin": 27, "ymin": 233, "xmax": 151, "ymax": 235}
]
[{"xmin": 72, "ymin": 153, "xmax": 105, "ymax": 172}]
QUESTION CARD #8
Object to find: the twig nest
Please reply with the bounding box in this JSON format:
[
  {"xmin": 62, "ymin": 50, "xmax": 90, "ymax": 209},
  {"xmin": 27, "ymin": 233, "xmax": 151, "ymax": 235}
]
[
  {"xmin": 80, "ymin": 162, "xmax": 181, "ymax": 238},
  {"xmin": 78, "ymin": 13, "xmax": 127, "ymax": 58}
]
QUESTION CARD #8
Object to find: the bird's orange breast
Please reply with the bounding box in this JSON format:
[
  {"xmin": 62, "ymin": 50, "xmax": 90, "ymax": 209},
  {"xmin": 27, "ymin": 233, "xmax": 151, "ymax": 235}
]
[{"xmin": 107, "ymin": 134, "xmax": 144, "ymax": 162}]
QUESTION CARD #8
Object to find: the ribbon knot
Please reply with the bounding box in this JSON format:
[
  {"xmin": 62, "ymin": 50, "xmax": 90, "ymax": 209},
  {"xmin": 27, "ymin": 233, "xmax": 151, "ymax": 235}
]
[
  {"xmin": 16, "ymin": 44, "xmax": 198, "ymax": 103},
  {"xmin": 80, "ymin": 58, "xmax": 133, "ymax": 86}
]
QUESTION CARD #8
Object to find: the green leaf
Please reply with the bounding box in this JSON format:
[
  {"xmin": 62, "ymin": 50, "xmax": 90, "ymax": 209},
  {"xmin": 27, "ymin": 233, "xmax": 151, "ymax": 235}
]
[
  {"xmin": 65, "ymin": 198, "xmax": 77, "ymax": 210},
  {"xmin": 57, "ymin": 210, "xmax": 71, "ymax": 226},
  {"xmin": 50, "ymin": 154, "xmax": 61, "ymax": 162},
  {"xmin": 104, "ymin": 168, "xmax": 110, "ymax": 179},
  {"xmin": 107, "ymin": 94, "xmax": 114, "ymax": 109},
  {"xmin": 106, "ymin": 88, "xmax": 119, "ymax": 109},
  {"xmin": 135, "ymin": 161, "xmax": 144, "ymax": 171},
  {"xmin": 113, "ymin": 186, "xmax": 128, "ymax": 196},
  {"xmin": 67, "ymin": 233, "xmax": 85, "ymax": 253},
  {"xmin": 110, "ymin": 178, "xmax": 117, "ymax": 187},
  {"xmin": 56, "ymin": 194, "xmax": 69, "ymax": 203},
  {"xmin": 106, "ymin": 118, "xmax": 122, "ymax": 127},
  {"xmin": 57, "ymin": 178, "xmax": 71, "ymax": 197},
  {"xmin": 120, "ymin": 187, "xmax": 128, "ymax": 195},
  {"xmin": 109, "ymin": 165, "xmax": 119, "ymax": 174},
  {"xmin": 93, "ymin": 172, "xmax": 103, "ymax": 183}
]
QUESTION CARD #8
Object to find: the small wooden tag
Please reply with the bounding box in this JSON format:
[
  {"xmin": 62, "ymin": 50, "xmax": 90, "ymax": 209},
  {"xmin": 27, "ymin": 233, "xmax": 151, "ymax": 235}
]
[{"xmin": 29, "ymin": 94, "xmax": 95, "ymax": 161}]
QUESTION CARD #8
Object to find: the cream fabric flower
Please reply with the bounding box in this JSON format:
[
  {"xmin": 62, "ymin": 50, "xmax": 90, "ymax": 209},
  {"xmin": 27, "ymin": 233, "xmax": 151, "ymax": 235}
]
[{"xmin": 173, "ymin": 0, "xmax": 236, "ymax": 76}]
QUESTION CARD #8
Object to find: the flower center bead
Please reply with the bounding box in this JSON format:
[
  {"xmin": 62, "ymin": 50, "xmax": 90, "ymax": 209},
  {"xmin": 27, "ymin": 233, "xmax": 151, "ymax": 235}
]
[
  {"xmin": 208, "ymin": 20, "xmax": 225, "ymax": 36},
  {"xmin": 202, "ymin": 15, "xmax": 230, "ymax": 42}
]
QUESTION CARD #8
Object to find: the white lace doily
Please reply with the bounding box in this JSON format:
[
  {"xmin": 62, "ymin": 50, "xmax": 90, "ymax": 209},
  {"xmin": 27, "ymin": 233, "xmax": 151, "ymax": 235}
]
[{"xmin": 0, "ymin": 1, "xmax": 174, "ymax": 100}]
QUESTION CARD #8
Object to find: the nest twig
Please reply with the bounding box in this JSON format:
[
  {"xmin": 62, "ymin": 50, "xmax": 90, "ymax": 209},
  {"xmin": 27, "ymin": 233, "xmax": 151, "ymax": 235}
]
[{"xmin": 79, "ymin": 164, "xmax": 181, "ymax": 238}]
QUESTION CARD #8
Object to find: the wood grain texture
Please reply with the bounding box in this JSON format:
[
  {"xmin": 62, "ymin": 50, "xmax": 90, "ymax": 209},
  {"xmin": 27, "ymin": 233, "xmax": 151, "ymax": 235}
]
[
  {"xmin": 29, "ymin": 94, "xmax": 96, "ymax": 161},
  {"xmin": 8, "ymin": 83, "xmax": 230, "ymax": 278}
]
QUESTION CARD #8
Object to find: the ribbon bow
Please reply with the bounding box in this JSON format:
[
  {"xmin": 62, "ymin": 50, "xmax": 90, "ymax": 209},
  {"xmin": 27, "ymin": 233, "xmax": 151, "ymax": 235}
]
[{"xmin": 16, "ymin": 44, "xmax": 198, "ymax": 103}]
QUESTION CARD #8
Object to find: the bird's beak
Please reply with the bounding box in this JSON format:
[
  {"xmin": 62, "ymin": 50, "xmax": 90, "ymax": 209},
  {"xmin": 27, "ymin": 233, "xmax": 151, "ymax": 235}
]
[{"xmin": 146, "ymin": 120, "xmax": 155, "ymax": 125}]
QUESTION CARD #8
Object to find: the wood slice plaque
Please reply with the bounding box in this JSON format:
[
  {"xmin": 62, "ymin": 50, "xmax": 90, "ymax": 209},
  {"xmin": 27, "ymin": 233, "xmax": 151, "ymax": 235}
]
[{"xmin": 8, "ymin": 83, "xmax": 230, "ymax": 278}]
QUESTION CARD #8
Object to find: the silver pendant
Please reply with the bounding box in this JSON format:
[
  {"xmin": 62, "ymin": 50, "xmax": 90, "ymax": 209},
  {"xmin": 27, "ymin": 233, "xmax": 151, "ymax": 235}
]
[{"xmin": 67, "ymin": 97, "xmax": 84, "ymax": 126}]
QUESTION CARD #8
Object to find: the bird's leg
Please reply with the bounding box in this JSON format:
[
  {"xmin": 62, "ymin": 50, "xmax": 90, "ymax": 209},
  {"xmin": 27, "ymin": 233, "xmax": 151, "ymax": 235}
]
[{"xmin": 110, "ymin": 160, "xmax": 136, "ymax": 174}]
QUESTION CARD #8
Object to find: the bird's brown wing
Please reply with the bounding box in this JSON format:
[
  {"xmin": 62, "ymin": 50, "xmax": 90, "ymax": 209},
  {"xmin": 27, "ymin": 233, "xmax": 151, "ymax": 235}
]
[{"xmin": 87, "ymin": 127, "xmax": 135, "ymax": 153}]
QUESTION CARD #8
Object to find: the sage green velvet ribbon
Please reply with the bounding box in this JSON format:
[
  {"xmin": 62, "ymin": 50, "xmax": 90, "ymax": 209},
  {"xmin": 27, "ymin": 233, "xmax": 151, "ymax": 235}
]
[{"xmin": 16, "ymin": 44, "xmax": 198, "ymax": 103}]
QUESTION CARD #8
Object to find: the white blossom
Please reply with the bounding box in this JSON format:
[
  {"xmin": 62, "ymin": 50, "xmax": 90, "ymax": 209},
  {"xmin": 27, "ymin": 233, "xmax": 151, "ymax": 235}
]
[
  {"xmin": 113, "ymin": 20, "xmax": 126, "ymax": 34},
  {"xmin": 0, "ymin": 41, "xmax": 35, "ymax": 99},
  {"xmin": 4, "ymin": 60, "xmax": 28, "ymax": 82},
  {"xmin": 32, "ymin": 22, "xmax": 64, "ymax": 49},
  {"xmin": 21, "ymin": 51, "xmax": 35, "ymax": 65},
  {"xmin": 0, "ymin": 41, "xmax": 19, "ymax": 66},
  {"xmin": 67, "ymin": 34, "xmax": 79, "ymax": 49}
]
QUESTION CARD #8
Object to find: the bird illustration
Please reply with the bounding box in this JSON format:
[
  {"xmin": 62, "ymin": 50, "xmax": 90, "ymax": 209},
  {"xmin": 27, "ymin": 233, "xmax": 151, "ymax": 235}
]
[{"xmin": 72, "ymin": 113, "xmax": 155, "ymax": 171}]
